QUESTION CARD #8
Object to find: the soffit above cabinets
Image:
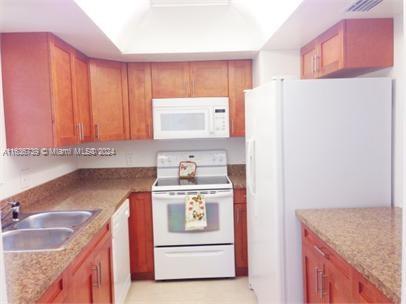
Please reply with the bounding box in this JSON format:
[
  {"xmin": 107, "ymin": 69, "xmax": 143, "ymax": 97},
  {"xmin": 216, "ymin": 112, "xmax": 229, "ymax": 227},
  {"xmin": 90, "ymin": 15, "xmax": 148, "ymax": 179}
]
[
  {"xmin": 151, "ymin": 0, "xmax": 231, "ymax": 7},
  {"xmin": 0, "ymin": 0, "xmax": 402, "ymax": 60},
  {"xmin": 0, "ymin": 0, "xmax": 302, "ymax": 60},
  {"xmin": 263, "ymin": 0, "xmax": 403, "ymax": 50}
]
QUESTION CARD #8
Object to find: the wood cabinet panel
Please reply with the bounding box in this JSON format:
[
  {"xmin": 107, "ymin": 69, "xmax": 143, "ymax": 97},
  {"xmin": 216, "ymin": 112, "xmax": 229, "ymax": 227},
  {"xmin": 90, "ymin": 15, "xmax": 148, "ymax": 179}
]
[
  {"xmin": 128, "ymin": 63, "xmax": 153, "ymax": 139},
  {"xmin": 129, "ymin": 192, "xmax": 154, "ymax": 280},
  {"xmin": 73, "ymin": 53, "xmax": 93, "ymax": 142},
  {"xmin": 234, "ymin": 189, "xmax": 246, "ymax": 205},
  {"xmin": 352, "ymin": 270, "xmax": 392, "ymax": 303},
  {"xmin": 302, "ymin": 243, "xmax": 323, "ymax": 303},
  {"xmin": 190, "ymin": 61, "xmax": 228, "ymax": 97},
  {"xmin": 234, "ymin": 189, "xmax": 248, "ymax": 276},
  {"xmin": 89, "ymin": 59, "xmax": 129, "ymax": 141},
  {"xmin": 228, "ymin": 60, "xmax": 252, "ymax": 137},
  {"xmin": 37, "ymin": 274, "xmax": 67, "ymax": 303},
  {"xmin": 46, "ymin": 223, "xmax": 113, "ymax": 304},
  {"xmin": 300, "ymin": 18, "xmax": 393, "ymax": 79},
  {"xmin": 151, "ymin": 62, "xmax": 190, "ymax": 98},
  {"xmin": 1, "ymin": 33, "xmax": 53, "ymax": 148},
  {"xmin": 1, "ymin": 33, "xmax": 95, "ymax": 148},
  {"xmin": 91, "ymin": 232, "xmax": 114, "ymax": 303},
  {"xmin": 49, "ymin": 38, "xmax": 78, "ymax": 147},
  {"xmin": 301, "ymin": 224, "xmax": 393, "ymax": 303},
  {"xmin": 318, "ymin": 23, "xmax": 344, "ymax": 77},
  {"xmin": 234, "ymin": 203, "xmax": 248, "ymax": 276},
  {"xmin": 301, "ymin": 43, "xmax": 318, "ymax": 79}
]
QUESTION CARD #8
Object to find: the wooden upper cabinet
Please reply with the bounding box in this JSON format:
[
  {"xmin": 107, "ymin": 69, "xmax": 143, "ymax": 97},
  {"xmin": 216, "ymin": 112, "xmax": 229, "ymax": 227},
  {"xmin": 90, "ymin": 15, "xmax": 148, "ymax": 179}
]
[
  {"xmin": 228, "ymin": 60, "xmax": 252, "ymax": 137},
  {"xmin": 151, "ymin": 61, "xmax": 230, "ymax": 98},
  {"xmin": 49, "ymin": 37, "xmax": 78, "ymax": 147},
  {"xmin": 151, "ymin": 62, "xmax": 190, "ymax": 98},
  {"xmin": 128, "ymin": 63, "xmax": 153, "ymax": 139},
  {"xmin": 189, "ymin": 61, "xmax": 228, "ymax": 97},
  {"xmin": 1, "ymin": 33, "xmax": 82, "ymax": 147},
  {"xmin": 317, "ymin": 22, "xmax": 344, "ymax": 77},
  {"xmin": 89, "ymin": 59, "xmax": 130, "ymax": 141},
  {"xmin": 73, "ymin": 53, "xmax": 93, "ymax": 143},
  {"xmin": 301, "ymin": 42, "xmax": 318, "ymax": 79},
  {"xmin": 301, "ymin": 18, "xmax": 393, "ymax": 79}
]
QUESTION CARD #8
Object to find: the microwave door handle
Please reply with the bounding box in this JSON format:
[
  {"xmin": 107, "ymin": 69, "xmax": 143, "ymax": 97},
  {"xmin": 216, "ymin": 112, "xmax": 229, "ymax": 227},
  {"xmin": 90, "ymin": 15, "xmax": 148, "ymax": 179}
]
[{"xmin": 209, "ymin": 109, "xmax": 215, "ymax": 135}]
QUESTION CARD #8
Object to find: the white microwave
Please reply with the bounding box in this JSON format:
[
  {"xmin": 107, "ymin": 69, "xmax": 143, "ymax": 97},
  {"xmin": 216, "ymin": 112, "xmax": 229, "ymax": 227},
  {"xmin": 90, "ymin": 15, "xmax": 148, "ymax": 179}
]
[{"xmin": 152, "ymin": 97, "xmax": 230, "ymax": 139}]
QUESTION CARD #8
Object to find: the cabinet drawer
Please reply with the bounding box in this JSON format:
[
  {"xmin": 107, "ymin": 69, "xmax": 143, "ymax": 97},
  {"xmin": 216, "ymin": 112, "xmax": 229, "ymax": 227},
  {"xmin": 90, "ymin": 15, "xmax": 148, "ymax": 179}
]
[
  {"xmin": 154, "ymin": 245, "xmax": 235, "ymax": 280},
  {"xmin": 302, "ymin": 225, "xmax": 351, "ymax": 279}
]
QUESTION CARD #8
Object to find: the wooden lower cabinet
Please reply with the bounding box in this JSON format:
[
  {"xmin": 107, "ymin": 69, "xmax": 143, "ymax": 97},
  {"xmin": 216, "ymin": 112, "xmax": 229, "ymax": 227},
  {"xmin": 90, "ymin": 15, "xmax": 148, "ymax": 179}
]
[
  {"xmin": 129, "ymin": 192, "xmax": 155, "ymax": 280},
  {"xmin": 234, "ymin": 189, "xmax": 248, "ymax": 276},
  {"xmin": 38, "ymin": 223, "xmax": 114, "ymax": 303},
  {"xmin": 301, "ymin": 224, "xmax": 392, "ymax": 303}
]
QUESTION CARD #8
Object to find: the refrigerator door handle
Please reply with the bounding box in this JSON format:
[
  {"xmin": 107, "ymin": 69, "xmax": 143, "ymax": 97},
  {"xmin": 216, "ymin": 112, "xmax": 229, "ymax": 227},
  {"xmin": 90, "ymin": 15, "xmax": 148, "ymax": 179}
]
[{"xmin": 247, "ymin": 139, "xmax": 257, "ymax": 198}]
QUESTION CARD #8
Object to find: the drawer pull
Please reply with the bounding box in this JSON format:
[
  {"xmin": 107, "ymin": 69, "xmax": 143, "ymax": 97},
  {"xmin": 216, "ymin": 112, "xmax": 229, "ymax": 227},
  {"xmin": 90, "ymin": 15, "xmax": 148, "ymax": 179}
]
[{"xmin": 314, "ymin": 245, "xmax": 329, "ymax": 259}]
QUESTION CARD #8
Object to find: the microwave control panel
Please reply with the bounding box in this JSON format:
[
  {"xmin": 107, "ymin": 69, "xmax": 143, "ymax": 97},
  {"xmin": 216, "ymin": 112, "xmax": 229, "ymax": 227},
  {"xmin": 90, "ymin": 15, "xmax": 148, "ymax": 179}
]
[{"xmin": 213, "ymin": 108, "xmax": 229, "ymax": 133}]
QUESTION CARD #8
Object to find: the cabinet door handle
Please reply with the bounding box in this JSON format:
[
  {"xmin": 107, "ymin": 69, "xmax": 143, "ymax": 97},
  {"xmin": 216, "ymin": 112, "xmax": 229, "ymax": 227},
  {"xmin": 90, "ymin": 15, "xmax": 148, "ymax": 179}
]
[
  {"xmin": 318, "ymin": 269, "xmax": 324, "ymax": 298},
  {"xmin": 80, "ymin": 123, "xmax": 84, "ymax": 141},
  {"xmin": 98, "ymin": 261, "xmax": 102, "ymax": 288},
  {"xmin": 314, "ymin": 267, "xmax": 319, "ymax": 296},
  {"xmin": 91, "ymin": 265, "xmax": 100, "ymax": 288},
  {"xmin": 95, "ymin": 124, "xmax": 99, "ymax": 141},
  {"xmin": 311, "ymin": 55, "xmax": 314, "ymax": 74}
]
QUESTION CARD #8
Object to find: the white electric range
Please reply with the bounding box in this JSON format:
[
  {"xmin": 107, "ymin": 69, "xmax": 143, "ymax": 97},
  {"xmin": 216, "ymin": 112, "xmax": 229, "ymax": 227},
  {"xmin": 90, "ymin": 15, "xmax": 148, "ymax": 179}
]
[{"xmin": 151, "ymin": 150, "xmax": 235, "ymax": 280}]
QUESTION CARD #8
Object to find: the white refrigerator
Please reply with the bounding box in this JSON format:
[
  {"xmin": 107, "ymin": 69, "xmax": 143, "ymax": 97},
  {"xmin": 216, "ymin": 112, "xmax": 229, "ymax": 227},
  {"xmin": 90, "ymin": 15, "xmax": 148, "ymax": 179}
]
[{"xmin": 245, "ymin": 78, "xmax": 392, "ymax": 304}]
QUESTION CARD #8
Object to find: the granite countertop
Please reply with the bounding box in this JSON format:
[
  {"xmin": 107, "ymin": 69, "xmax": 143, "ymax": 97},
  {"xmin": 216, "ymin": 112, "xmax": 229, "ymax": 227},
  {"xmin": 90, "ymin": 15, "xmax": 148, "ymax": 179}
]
[
  {"xmin": 229, "ymin": 174, "xmax": 246, "ymax": 189},
  {"xmin": 4, "ymin": 171, "xmax": 246, "ymax": 303},
  {"xmin": 4, "ymin": 177, "xmax": 155, "ymax": 304},
  {"xmin": 296, "ymin": 208, "xmax": 402, "ymax": 303}
]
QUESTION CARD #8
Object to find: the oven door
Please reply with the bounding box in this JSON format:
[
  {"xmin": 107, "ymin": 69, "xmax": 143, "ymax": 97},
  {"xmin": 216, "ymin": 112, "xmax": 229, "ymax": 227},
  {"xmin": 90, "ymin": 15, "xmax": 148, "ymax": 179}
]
[{"xmin": 152, "ymin": 189, "xmax": 234, "ymax": 246}]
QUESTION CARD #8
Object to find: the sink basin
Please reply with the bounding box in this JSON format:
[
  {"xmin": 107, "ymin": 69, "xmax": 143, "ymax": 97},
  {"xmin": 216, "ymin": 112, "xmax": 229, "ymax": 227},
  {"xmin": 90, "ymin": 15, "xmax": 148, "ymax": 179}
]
[
  {"xmin": 15, "ymin": 210, "xmax": 95, "ymax": 229},
  {"xmin": 3, "ymin": 228, "xmax": 73, "ymax": 252}
]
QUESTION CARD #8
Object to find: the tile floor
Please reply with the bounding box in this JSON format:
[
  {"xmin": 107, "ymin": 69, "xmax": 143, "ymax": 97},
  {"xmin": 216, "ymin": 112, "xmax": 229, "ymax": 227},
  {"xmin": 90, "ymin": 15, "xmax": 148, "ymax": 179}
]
[{"xmin": 125, "ymin": 277, "xmax": 257, "ymax": 304}]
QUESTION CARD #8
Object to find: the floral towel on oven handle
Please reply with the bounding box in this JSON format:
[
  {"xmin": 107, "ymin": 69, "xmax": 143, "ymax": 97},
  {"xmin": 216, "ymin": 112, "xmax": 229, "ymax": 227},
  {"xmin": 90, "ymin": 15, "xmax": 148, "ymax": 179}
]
[{"xmin": 185, "ymin": 193, "xmax": 207, "ymax": 231}]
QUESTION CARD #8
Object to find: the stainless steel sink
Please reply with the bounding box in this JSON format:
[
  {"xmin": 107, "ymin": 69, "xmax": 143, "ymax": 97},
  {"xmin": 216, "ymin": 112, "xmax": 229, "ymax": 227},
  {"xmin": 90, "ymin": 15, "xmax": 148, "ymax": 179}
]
[
  {"xmin": 2, "ymin": 209, "xmax": 100, "ymax": 252},
  {"xmin": 3, "ymin": 228, "xmax": 74, "ymax": 252},
  {"xmin": 15, "ymin": 210, "xmax": 96, "ymax": 229}
]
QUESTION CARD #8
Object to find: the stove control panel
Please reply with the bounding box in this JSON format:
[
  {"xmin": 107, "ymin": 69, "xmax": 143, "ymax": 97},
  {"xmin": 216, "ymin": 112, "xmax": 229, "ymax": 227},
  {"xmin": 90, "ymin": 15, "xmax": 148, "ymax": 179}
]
[{"xmin": 157, "ymin": 150, "xmax": 228, "ymax": 168}]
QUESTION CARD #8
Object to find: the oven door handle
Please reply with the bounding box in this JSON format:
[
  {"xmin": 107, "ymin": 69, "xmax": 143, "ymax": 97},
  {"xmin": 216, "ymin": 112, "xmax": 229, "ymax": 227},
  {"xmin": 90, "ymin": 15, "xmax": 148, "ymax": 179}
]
[{"xmin": 152, "ymin": 191, "xmax": 232, "ymax": 200}]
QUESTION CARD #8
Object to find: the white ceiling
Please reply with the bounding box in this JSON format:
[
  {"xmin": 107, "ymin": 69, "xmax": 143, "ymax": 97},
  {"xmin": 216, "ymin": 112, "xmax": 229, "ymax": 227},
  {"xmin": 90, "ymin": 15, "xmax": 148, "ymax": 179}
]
[{"xmin": 0, "ymin": 0, "xmax": 403, "ymax": 61}]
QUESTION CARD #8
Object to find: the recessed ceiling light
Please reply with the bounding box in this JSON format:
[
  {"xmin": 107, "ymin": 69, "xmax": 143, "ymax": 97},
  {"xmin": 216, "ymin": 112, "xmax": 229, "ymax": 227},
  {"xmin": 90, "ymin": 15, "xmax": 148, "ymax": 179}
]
[{"xmin": 151, "ymin": 0, "xmax": 230, "ymax": 7}]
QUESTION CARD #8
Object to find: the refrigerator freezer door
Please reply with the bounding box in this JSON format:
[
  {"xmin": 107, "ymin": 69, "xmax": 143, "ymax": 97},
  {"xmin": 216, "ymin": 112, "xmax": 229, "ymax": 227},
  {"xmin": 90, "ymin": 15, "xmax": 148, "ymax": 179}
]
[
  {"xmin": 282, "ymin": 78, "xmax": 392, "ymax": 303},
  {"xmin": 245, "ymin": 81, "xmax": 285, "ymax": 304}
]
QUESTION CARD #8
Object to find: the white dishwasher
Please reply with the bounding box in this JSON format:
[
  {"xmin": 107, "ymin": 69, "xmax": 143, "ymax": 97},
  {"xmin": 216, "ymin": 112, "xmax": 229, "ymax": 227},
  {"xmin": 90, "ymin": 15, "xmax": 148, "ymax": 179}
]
[{"xmin": 112, "ymin": 199, "xmax": 131, "ymax": 304}]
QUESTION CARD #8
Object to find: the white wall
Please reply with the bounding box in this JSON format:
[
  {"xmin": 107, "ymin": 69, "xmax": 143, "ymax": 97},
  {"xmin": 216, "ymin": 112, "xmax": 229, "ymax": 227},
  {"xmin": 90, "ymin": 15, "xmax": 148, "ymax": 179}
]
[
  {"xmin": 0, "ymin": 39, "xmax": 77, "ymax": 201},
  {"xmin": 76, "ymin": 137, "xmax": 245, "ymax": 168},
  {"xmin": 252, "ymin": 49, "xmax": 300, "ymax": 86},
  {"xmin": 362, "ymin": 13, "xmax": 404, "ymax": 208}
]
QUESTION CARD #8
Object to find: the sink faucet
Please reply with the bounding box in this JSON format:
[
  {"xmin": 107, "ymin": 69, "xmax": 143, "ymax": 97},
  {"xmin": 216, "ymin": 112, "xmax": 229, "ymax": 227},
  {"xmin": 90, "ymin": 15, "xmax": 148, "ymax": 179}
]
[
  {"xmin": 1, "ymin": 201, "xmax": 21, "ymax": 225},
  {"xmin": 10, "ymin": 201, "xmax": 21, "ymax": 222}
]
